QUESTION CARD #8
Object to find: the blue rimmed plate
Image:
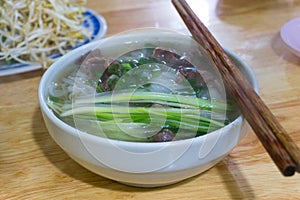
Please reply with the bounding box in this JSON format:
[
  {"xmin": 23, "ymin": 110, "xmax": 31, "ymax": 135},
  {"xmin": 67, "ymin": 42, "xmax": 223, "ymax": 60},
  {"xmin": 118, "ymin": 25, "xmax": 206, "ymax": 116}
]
[{"xmin": 0, "ymin": 7, "xmax": 107, "ymax": 77}]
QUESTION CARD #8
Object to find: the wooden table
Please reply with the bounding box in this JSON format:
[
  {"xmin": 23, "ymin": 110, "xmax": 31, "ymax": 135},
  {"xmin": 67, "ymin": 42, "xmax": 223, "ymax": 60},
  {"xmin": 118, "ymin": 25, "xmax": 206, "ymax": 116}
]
[{"xmin": 1, "ymin": 0, "xmax": 300, "ymax": 199}]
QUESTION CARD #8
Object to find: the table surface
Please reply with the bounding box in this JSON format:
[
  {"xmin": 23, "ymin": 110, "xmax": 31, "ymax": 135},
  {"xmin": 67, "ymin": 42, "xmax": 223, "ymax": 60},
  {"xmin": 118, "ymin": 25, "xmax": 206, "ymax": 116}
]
[{"xmin": 1, "ymin": 0, "xmax": 300, "ymax": 199}]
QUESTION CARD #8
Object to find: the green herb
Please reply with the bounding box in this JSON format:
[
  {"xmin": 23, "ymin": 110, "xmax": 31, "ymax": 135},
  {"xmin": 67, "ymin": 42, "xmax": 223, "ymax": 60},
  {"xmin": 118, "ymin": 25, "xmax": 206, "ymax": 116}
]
[{"xmin": 48, "ymin": 91, "xmax": 231, "ymax": 142}]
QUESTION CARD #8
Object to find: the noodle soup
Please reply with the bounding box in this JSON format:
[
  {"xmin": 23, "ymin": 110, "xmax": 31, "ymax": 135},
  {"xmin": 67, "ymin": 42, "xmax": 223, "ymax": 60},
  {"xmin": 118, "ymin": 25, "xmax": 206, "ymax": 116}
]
[{"xmin": 47, "ymin": 31, "xmax": 239, "ymax": 142}]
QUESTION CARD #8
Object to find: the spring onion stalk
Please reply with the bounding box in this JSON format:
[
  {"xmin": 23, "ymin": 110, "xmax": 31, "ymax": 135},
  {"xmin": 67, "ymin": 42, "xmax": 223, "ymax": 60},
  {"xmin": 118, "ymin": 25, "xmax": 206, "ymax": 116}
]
[
  {"xmin": 75, "ymin": 91, "xmax": 231, "ymax": 111},
  {"xmin": 73, "ymin": 118, "xmax": 156, "ymax": 142},
  {"xmin": 59, "ymin": 105, "xmax": 224, "ymax": 127},
  {"xmin": 48, "ymin": 90, "xmax": 231, "ymax": 142}
]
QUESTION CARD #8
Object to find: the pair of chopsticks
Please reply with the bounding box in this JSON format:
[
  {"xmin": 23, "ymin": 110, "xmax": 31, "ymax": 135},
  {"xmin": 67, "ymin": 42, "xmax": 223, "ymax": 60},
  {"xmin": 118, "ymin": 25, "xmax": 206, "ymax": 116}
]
[{"xmin": 172, "ymin": 0, "xmax": 300, "ymax": 176}]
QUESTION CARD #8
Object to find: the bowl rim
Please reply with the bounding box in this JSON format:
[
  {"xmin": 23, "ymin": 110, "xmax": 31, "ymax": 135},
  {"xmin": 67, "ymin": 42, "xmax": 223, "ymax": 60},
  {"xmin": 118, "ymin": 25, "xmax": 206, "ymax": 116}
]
[{"xmin": 38, "ymin": 28, "xmax": 258, "ymax": 148}]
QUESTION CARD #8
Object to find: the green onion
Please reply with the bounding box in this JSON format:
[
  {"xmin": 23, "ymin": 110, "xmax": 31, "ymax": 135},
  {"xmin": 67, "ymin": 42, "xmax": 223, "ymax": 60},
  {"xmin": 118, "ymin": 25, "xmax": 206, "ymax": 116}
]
[
  {"xmin": 48, "ymin": 90, "xmax": 231, "ymax": 142},
  {"xmin": 75, "ymin": 91, "xmax": 231, "ymax": 111}
]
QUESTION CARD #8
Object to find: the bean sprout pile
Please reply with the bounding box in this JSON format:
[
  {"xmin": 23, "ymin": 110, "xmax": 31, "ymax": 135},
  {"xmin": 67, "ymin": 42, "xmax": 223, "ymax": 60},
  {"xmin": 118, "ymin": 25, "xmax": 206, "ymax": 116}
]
[{"xmin": 0, "ymin": 0, "xmax": 91, "ymax": 68}]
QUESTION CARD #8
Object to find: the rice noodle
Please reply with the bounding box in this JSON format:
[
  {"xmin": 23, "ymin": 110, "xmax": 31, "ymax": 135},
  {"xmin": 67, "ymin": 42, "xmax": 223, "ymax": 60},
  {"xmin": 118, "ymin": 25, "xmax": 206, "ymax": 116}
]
[
  {"xmin": 0, "ymin": 0, "xmax": 91, "ymax": 68},
  {"xmin": 50, "ymin": 70, "xmax": 96, "ymax": 101}
]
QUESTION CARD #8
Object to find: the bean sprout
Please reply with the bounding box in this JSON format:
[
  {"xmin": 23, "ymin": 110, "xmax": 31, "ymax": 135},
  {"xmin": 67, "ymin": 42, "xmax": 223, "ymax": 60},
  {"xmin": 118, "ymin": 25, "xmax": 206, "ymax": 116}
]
[{"xmin": 0, "ymin": 0, "xmax": 91, "ymax": 68}]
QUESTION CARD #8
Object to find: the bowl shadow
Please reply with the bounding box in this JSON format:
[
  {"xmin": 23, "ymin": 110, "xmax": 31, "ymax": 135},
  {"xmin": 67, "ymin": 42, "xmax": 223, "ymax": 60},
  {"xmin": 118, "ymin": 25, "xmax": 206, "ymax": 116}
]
[
  {"xmin": 216, "ymin": 158, "xmax": 256, "ymax": 199},
  {"xmin": 271, "ymin": 32, "xmax": 300, "ymax": 65}
]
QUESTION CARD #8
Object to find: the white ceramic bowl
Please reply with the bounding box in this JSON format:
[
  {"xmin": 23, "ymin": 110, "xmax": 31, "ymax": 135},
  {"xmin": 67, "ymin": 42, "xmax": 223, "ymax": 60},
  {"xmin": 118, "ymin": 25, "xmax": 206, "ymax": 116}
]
[{"xmin": 38, "ymin": 28, "xmax": 258, "ymax": 187}]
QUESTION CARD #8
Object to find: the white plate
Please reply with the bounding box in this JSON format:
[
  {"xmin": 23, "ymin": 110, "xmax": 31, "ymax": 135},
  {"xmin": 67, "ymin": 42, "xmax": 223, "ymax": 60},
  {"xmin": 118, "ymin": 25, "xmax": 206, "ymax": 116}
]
[
  {"xmin": 280, "ymin": 17, "xmax": 300, "ymax": 57},
  {"xmin": 0, "ymin": 7, "xmax": 107, "ymax": 77}
]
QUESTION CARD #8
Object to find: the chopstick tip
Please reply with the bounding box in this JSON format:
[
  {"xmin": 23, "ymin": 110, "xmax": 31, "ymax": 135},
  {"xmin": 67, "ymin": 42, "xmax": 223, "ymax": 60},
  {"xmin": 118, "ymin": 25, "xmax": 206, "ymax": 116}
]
[{"xmin": 283, "ymin": 166, "xmax": 296, "ymax": 177}]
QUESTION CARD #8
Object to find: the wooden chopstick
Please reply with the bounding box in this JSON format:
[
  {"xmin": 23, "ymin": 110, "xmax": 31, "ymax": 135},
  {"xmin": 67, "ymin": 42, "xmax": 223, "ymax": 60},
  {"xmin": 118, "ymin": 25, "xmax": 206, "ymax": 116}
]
[{"xmin": 172, "ymin": 0, "xmax": 300, "ymax": 176}]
